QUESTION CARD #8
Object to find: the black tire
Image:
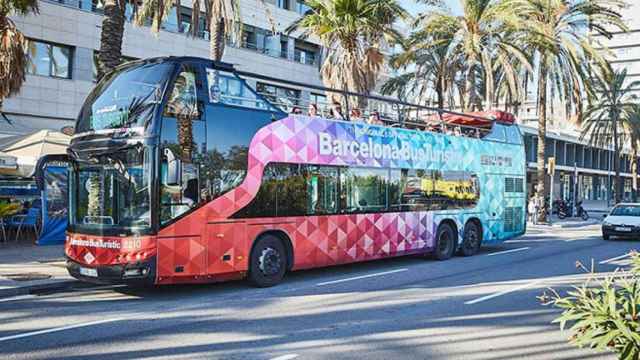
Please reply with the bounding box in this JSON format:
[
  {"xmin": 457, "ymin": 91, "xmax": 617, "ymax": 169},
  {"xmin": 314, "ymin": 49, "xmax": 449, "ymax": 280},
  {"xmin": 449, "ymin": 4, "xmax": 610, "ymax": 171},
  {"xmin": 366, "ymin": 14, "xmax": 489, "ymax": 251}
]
[
  {"xmin": 460, "ymin": 221, "xmax": 482, "ymax": 257},
  {"xmin": 434, "ymin": 223, "xmax": 456, "ymax": 260},
  {"xmin": 248, "ymin": 235, "xmax": 287, "ymax": 287}
]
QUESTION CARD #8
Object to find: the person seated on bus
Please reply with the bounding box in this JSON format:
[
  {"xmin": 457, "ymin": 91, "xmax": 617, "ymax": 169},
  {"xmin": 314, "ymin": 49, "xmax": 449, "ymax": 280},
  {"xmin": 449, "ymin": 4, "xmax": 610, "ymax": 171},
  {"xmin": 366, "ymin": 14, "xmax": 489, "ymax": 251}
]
[
  {"xmin": 290, "ymin": 106, "xmax": 303, "ymax": 115},
  {"xmin": 453, "ymin": 126, "xmax": 462, "ymax": 136},
  {"xmin": 329, "ymin": 101, "xmax": 345, "ymax": 120},
  {"xmin": 308, "ymin": 103, "xmax": 319, "ymax": 117},
  {"xmin": 350, "ymin": 108, "xmax": 364, "ymax": 122},
  {"xmin": 367, "ymin": 111, "xmax": 383, "ymax": 125}
]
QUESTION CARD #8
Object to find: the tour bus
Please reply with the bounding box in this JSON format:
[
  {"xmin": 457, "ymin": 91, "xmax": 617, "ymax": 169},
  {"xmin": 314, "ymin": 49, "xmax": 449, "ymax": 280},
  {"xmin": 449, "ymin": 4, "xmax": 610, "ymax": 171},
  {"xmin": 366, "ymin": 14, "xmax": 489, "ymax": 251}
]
[{"xmin": 65, "ymin": 56, "xmax": 526, "ymax": 287}]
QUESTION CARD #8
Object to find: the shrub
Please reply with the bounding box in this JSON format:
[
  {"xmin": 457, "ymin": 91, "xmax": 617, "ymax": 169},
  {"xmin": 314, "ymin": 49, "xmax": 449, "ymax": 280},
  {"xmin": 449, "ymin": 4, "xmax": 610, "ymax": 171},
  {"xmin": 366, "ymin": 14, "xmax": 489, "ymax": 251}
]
[{"xmin": 540, "ymin": 252, "xmax": 640, "ymax": 360}]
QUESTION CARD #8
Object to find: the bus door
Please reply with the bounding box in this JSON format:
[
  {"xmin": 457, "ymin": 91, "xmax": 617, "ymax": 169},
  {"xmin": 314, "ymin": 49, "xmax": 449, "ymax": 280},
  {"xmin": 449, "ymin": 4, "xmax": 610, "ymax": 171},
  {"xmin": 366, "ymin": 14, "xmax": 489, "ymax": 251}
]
[{"xmin": 157, "ymin": 62, "xmax": 209, "ymax": 281}]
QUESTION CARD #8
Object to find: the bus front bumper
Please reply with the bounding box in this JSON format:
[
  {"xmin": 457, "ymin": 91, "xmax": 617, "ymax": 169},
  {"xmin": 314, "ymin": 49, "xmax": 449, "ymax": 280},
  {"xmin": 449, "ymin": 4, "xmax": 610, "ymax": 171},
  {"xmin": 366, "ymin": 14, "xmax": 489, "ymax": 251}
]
[{"xmin": 66, "ymin": 256, "xmax": 156, "ymax": 286}]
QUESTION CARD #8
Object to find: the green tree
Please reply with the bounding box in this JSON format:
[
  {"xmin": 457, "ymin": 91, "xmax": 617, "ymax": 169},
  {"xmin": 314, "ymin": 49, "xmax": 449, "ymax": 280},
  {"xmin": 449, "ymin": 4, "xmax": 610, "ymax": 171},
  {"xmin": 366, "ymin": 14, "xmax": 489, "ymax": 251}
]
[
  {"xmin": 286, "ymin": 0, "xmax": 410, "ymax": 108},
  {"xmin": 509, "ymin": 0, "xmax": 626, "ymax": 221},
  {"xmin": 414, "ymin": 0, "xmax": 530, "ymax": 111},
  {"xmin": 382, "ymin": 29, "xmax": 461, "ymax": 108},
  {"xmin": 0, "ymin": 0, "xmax": 37, "ymax": 114},
  {"xmin": 580, "ymin": 69, "xmax": 640, "ymax": 203}
]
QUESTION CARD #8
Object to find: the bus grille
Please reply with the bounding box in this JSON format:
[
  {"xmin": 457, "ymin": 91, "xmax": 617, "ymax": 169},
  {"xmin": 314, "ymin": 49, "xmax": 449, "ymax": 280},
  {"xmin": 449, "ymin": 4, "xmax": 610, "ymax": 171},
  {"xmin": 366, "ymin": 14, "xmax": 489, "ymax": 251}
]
[{"xmin": 504, "ymin": 207, "xmax": 523, "ymax": 232}]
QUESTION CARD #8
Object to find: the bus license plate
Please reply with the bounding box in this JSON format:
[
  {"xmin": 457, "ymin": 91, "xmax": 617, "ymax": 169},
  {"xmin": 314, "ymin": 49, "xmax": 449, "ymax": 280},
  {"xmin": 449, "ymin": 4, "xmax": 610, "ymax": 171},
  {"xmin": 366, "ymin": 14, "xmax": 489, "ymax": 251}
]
[
  {"xmin": 79, "ymin": 267, "xmax": 98, "ymax": 277},
  {"xmin": 615, "ymin": 227, "xmax": 631, "ymax": 232}
]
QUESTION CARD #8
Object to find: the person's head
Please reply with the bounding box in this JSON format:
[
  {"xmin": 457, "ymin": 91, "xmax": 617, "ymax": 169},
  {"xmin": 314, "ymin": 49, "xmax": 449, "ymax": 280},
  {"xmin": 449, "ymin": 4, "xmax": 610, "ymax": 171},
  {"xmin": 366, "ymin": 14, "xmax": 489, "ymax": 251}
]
[
  {"xmin": 290, "ymin": 106, "xmax": 302, "ymax": 114},
  {"xmin": 308, "ymin": 103, "xmax": 318, "ymax": 116},
  {"xmin": 350, "ymin": 108, "xmax": 362, "ymax": 118},
  {"xmin": 332, "ymin": 101, "xmax": 342, "ymax": 112}
]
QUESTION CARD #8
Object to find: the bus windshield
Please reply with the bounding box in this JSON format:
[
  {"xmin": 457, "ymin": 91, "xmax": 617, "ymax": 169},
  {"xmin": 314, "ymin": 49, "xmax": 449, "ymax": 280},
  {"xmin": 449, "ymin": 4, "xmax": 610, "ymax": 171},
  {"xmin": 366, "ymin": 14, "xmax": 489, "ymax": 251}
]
[
  {"xmin": 76, "ymin": 62, "xmax": 174, "ymax": 134},
  {"xmin": 71, "ymin": 146, "xmax": 152, "ymax": 234}
]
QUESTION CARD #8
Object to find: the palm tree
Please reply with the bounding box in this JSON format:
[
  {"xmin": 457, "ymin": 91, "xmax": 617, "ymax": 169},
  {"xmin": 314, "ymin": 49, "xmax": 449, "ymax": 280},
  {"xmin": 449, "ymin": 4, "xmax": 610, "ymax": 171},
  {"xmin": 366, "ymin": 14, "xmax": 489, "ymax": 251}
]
[
  {"xmin": 509, "ymin": 0, "xmax": 626, "ymax": 220},
  {"xmin": 96, "ymin": 0, "xmax": 141, "ymax": 80},
  {"xmin": 414, "ymin": 0, "xmax": 530, "ymax": 111},
  {"xmin": 0, "ymin": 0, "xmax": 38, "ymax": 114},
  {"xmin": 286, "ymin": 0, "xmax": 410, "ymax": 108},
  {"xmin": 581, "ymin": 69, "xmax": 640, "ymax": 203},
  {"xmin": 627, "ymin": 104, "xmax": 640, "ymax": 202},
  {"xmin": 382, "ymin": 28, "xmax": 461, "ymax": 109}
]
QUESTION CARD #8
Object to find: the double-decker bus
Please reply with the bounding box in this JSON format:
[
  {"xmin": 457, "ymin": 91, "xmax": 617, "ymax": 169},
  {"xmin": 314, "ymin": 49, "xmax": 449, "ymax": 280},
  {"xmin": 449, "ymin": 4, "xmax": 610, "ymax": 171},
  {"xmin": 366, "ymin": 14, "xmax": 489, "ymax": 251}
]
[{"xmin": 65, "ymin": 57, "xmax": 526, "ymax": 287}]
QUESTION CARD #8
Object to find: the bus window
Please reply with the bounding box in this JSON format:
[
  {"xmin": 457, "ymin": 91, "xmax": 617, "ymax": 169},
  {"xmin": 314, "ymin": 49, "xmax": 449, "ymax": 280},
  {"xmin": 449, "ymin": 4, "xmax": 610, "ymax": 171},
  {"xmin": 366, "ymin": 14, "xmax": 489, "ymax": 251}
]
[
  {"xmin": 160, "ymin": 66, "xmax": 207, "ymax": 224},
  {"xmin": 340, "ymin": 168, "xmax": 388, "ymax": 213},
  {"xmin": 306, "ymin": 166, "xmax": 338, "ymax": 215},
  {"xmin": 165, "ymin": 70, "xmax": 199, "ymax": 118}
]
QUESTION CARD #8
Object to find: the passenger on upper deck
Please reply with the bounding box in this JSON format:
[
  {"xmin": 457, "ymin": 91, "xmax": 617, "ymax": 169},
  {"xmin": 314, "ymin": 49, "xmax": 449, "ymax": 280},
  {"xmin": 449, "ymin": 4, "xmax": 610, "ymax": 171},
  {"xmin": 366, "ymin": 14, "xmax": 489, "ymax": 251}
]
[
  {"xmin": 329, "ymin": 101, "xmax": 345, "ymax": 120},
  {"xmin": 367, "ymin": 111, "xmax": 383, "ymax": 125},
  {"xmin": 308, "ymin": 103, "xmax": 319, "ymax": 117},
  {"xmin": 350, "ymin": 108, "xmax": 364, "ymax": 122},
  {"xmin": 290, "ymin": 106, "xmax": 303, "ymax": 115}
]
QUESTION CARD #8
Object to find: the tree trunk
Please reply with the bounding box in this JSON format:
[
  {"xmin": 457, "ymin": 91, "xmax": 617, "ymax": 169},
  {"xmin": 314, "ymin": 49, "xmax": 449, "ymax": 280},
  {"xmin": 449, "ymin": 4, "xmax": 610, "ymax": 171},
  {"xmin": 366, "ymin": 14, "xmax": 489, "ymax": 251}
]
[
  {"xmin": 632, "ymin": 141, "xmax": 638, "ymax": 202},
  {"xmin": 97, "ymin": 0, "xmax": 124, "ymax": 81},
  {"xmin": 177, "ymin": 115, "xmax": 193, "ymax": 163},
  {"xmin": 536, "ymin": 67, "xmax": 548, "ymax": 223},
  {"xmin": 210, "ymin": 17, "xmax": 225, "ymax": 61},
  {"xmin": 436, "ymin": 75, "xmax": 444, "ymax": 109},
  {"xmin": 612, "ymin": 110, "xmax": 621, "ymax": 203}
]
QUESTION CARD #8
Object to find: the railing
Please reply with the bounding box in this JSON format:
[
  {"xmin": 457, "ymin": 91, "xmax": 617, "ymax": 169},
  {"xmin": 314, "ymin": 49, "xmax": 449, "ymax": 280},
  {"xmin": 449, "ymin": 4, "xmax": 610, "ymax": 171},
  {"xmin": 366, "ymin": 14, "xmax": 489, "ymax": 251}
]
[{"xmin": 248, "ymin": 90, "xmax": 494, "ymax": 138}]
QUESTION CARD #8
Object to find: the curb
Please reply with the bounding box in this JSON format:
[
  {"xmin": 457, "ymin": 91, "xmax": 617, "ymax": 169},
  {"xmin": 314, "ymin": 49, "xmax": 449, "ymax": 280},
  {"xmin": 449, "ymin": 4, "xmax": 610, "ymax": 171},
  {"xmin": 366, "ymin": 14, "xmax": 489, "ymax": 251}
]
[{"xmin": 0, "ymin": 279, "xmax": 78, "ymax": 299}]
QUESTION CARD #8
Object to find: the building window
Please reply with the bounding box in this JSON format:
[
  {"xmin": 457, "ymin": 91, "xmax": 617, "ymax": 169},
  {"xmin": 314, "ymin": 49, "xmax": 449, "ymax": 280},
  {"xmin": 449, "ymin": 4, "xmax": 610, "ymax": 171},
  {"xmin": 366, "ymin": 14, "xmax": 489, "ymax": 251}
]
[
  {"xmin": 256, "ymin": 82, "xmax": 301, "ymax": 109},
  {"xmin": 293, "ymin": 40, "xmax": 319, "ymax": 65},
  {"xmin": 277, "ymin": 0, "xmax": 291, "ymax": 10},
  {"xmin": 26, "ymin": 40, "xmax": 72, "ymax": 79},
  {"xmin": 296, "ymin": 1, "xmax": 311, "ymax": 14}
]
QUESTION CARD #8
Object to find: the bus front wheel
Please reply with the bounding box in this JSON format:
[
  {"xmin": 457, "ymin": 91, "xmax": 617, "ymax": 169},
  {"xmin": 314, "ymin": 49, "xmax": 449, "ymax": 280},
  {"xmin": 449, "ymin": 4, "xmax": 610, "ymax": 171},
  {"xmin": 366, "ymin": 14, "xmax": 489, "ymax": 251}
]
[
  {"xmin": 248, "ymin": 235, "xmax": 287, "ymax": 287},
  {"xmin": 460, "ymin": 221, "xmax": 481, "ymax": 257},
  {"xmin": 434, "ymin": 223, "xmax": 456, "ymax": 260}
]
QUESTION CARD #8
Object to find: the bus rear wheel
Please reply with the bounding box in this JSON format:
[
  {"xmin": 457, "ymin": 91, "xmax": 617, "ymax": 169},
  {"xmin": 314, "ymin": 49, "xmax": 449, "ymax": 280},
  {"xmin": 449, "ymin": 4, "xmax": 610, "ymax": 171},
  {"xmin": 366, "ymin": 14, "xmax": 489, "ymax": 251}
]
[
  {"xmin": 460, "ymin": 221, "xmax": 481, "ymax": 257},
  {"xmin": 434, "ymin": 223, "xmax": 456, "ymax": 260},
  {"xmin": 248, "ymin": 235, "xmax": 286, "ymax": 287}
]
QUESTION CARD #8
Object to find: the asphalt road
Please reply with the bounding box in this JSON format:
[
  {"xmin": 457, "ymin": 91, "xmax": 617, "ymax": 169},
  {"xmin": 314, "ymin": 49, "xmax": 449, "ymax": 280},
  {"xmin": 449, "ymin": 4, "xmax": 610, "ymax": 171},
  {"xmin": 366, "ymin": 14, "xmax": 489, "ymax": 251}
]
[{"xmin": 0, "ymin": 225, "xmax": 638, "ymax": 360}]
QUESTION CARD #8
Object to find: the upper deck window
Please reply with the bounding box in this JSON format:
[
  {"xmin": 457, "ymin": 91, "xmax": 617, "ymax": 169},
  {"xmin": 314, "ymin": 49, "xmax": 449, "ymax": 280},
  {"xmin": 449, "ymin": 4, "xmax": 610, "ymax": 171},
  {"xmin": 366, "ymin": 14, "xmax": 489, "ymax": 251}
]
[
  {"xmin": 206, "ymin": 68, "xmax": 277, "ymax": 111},
  {"xmin": 77, "ymin": 62, "xmax": 174, "ymax": 133}
]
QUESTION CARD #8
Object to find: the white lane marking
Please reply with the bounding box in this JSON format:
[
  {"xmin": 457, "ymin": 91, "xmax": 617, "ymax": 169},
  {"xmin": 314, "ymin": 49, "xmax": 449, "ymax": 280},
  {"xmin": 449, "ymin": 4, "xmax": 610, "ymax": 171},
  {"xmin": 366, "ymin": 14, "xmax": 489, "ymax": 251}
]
[
  {"xmin": 486, "ymin": 247, "xmax": 530, "ymax": 256},
  {"xmin": 316, "ymin": 268, "xmax": 408, "ymax": 286},
  {"xmin": 599, "ymin": 253, "xmax": 633, "ymax": 264},
  {"xmin": 270, "ymin": 354, "xmax": 300, "ymax": 360},
  {"xmin": 465, "ymin": 279, "xmax": 544, "ymax": 305},
  {"xmin": 0, "ymin": 295, "xmax": 35, "ymax": 303},
  {"xmin": 0, "ymin": 317, "xmax": 125, "ymax": 342}
]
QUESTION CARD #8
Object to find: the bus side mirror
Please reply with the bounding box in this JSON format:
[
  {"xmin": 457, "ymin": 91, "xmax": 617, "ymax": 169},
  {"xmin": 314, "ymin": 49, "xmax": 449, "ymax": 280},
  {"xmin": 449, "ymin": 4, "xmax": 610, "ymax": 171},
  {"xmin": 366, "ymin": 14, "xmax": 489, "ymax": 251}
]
[{"xmin": 164, "ymin": 148, "xmax": 182, "ymax": 186}]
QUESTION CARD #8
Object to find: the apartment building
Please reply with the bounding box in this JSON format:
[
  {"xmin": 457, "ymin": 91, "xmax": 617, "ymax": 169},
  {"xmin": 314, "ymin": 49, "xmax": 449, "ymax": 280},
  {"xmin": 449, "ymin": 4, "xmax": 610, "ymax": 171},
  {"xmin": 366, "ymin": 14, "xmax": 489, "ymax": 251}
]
[{"xmin": 3, "ymin": 0, "xmax": 324, "ymax": 138}]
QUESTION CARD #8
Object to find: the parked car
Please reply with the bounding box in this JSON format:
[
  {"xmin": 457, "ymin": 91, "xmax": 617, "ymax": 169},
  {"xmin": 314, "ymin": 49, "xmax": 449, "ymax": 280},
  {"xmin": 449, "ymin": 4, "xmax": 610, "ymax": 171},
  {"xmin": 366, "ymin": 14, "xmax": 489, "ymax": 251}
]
[{"xmin": 602, "ymin": 203, "xmax": 640, "ymax": 240}]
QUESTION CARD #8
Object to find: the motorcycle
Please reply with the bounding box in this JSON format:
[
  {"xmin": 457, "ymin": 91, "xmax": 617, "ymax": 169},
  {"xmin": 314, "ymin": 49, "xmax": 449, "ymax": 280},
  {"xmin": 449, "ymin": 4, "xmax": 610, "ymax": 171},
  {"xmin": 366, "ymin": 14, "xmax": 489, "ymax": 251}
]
[{"xmin": 556, "ymin": 199, "xmax": 589, "ymax": 220}]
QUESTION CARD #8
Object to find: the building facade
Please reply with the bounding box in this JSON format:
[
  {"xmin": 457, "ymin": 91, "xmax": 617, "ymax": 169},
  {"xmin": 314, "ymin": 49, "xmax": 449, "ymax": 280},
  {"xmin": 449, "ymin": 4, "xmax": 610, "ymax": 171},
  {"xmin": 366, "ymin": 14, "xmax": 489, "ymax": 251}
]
[{"xmin": 4, "ymin": 0, "xmax": 324, "ymax": 138}]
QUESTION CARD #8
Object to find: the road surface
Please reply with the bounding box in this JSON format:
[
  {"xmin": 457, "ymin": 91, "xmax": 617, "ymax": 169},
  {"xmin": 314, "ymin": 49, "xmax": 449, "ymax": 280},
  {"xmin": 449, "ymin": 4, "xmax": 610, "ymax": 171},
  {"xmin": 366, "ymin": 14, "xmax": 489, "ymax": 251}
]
[{"xmin": 1, "ymin": 226, "xmax": 637, "ymax": 360}]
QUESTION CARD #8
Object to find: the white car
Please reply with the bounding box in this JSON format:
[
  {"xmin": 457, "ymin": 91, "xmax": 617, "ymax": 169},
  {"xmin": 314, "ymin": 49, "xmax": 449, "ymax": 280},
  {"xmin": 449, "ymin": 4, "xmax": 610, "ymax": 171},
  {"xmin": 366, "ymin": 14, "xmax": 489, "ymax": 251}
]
[{"xmin": 602, "ymin": 203, "xmax": 640, "ymax": 240}]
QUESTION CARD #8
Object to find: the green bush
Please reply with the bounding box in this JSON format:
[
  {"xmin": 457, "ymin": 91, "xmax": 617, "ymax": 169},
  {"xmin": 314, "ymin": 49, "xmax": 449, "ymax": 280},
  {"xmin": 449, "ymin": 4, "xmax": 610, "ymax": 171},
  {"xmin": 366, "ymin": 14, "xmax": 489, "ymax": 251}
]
[{"xmin": 540, "ymin": 252, "xmax": 640, "ymax": 360}]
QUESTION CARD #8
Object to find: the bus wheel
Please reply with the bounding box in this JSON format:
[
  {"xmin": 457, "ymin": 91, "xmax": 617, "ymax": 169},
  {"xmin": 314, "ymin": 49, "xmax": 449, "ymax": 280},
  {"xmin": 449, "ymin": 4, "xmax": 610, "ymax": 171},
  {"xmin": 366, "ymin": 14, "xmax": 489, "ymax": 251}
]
[
  {"xmin": 434, "ymin": 223, "xmax": 456, "ymax": 260},
  {"xmin": 249, "ymin": 235, "xmax": 286, "ymax": 287},
  {"xmin": 460, "ymin": 221, "xmax": 481, "ymax": 257}
]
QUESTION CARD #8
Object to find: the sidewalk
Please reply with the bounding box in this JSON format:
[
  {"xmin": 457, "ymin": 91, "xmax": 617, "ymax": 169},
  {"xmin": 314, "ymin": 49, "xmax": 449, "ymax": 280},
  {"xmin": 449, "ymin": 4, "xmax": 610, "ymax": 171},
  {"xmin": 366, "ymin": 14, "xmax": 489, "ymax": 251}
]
[
  {"xmin": 528, "ymin": 215, "xmax": 602, "ymax": 230},
  {"xmin": 0, "ymin": 242, "xmax": 77, "ymax": 298}
]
